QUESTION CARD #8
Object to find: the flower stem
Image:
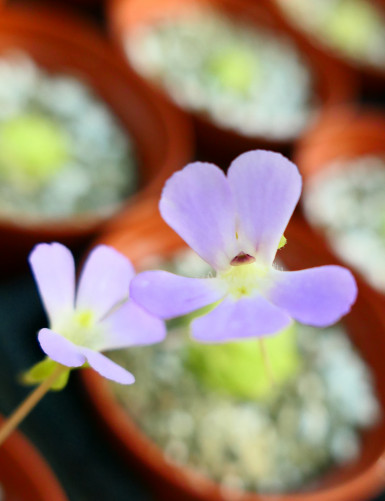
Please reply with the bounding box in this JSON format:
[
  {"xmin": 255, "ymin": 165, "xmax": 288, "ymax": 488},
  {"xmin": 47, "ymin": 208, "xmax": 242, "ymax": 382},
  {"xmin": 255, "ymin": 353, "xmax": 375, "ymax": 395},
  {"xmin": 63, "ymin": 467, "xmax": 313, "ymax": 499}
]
[
  {"xmin": 259, "ymin": 338, "xmax": 275, "ymax": 387},
  {"xmin": 0, "ymin": 364, "xmax": 67, "ymax": 446}
]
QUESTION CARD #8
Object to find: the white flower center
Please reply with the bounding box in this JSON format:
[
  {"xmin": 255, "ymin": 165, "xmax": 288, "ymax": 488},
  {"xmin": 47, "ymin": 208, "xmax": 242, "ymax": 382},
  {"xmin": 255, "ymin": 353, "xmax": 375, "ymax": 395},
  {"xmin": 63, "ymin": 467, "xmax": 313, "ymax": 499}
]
[
  {"xmin": 219, "ymin": 235, "xmax": 286, "ymax": 298},
  {"xmin": 55, "ymin": 309, "xmax": 104, "ymax": 349},
  {"xmin": 219, "ymin": 260, "xmax": 270, "ymax": 299}
]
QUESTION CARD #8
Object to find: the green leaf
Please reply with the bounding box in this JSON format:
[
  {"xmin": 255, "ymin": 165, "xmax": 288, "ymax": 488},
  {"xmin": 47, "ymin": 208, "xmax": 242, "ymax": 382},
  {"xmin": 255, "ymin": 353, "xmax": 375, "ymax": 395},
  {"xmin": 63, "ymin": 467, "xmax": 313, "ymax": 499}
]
[
  {"xmin": 185, "ymin": 323, "xmax": 301, "ymax": 401},
  {"xmin": 22, "ymin": 358, "xmax": 71, "ymax": 391},
  {"xmin": 278, "ymin": 235, "xmax": 287, "ymax": 249},
  {"xmin": 167, "ymin": 300, "xmax": 221, "ymax": 330}
]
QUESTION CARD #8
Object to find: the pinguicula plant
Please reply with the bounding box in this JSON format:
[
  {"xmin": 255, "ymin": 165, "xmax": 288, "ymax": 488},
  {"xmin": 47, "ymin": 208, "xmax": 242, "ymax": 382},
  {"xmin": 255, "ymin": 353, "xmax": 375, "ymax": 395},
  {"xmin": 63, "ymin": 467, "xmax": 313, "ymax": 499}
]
[
  {"xmin": 277, "ymin": 0, "xmax": 385, "ymax": 69},
  {"xmin": 0, "ymin": 52, "xmax": 137, "ymax": 221},
  {"xmin": 127, "ymin": 9, "xmax": 315, "ymax": 140},
  {"xmin": 117, "ymin": 150, "xmax": 360, "ymax": 492},
  {"xmin": 0, "ymin": 149, "xmax": 357, "ymax": 451},
  {"xmin": 131, "ymin": 150, "xmax": 357, "ymax": 341},
  {"xmin": 0, "ymin": 244, "xmax": 166, "ymax": 445}
]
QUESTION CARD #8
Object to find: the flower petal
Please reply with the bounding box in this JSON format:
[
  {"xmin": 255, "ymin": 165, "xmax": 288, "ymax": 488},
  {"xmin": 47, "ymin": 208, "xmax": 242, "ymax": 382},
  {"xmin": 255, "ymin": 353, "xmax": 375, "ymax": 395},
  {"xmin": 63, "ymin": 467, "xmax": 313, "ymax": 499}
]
[
  {"xmin": 227, "ymin": 151, "xmax": 302, "ymax": 265},
  {"xmin": 160, "ymin": 162, "xmax": 239, "ymax": 271},
  {"xmin": 268, "ymin": 266, "xmax": 357, "ymax": 327},
  {"xmin": 130, "ymin": 270, "xmax": 226, "ymax": 319},
  {"xmin": 192, "ymin": 295, "xmax": 292, "ymax": 342},
  {"xmin": 29, "ymin": 243, "xmax": 75, "ymax": 327},
  {"xmin": 82, "ymin": 349, "xmax": 135, "ymax": 385},
  {"xmin": 96, "ymin": 300, "xmax": 166, "ymax": 351},
  {"xmin": 38, "ymin": 328, "xmax": 85, "ymax": 367},
  {"xmin": 76, "ymin": 245, "xmax": 135, "ymax": 320}
]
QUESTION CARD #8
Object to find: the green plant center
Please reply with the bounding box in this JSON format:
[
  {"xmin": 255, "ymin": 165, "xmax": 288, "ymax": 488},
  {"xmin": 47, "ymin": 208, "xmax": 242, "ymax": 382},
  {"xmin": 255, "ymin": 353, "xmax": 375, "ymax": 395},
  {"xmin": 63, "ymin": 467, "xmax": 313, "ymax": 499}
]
[
  {"xmin": 326, "ymin": 0, "xmax": 379, "ymax": 54},
  {"xmin": 0, "ymin": 113, "xmax": 69, "ymax": 184},
  {"xmin": 208, "ymin": 46, "xmax": 257, "ymax": 94},
  {"xmin": 185, "ymin": 323, "xmax": 301, "ymax": 400}
]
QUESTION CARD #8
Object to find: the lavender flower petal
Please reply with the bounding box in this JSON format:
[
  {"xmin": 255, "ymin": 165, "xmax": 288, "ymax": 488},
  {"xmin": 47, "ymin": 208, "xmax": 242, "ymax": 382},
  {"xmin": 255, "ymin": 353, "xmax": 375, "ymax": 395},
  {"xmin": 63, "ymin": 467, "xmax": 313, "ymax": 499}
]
[
  {"xmin": 131, "ymin": 270, "xmax": 226, "ymax": 319},
  {"xmin": 38, "ymin": 328, "xmax": 85, "ymax": 367},
  {"xmin": 192, "ymin": 294, "xmax": 292, "ymax": 342},
  {"xmin": 76, "ymin": 245, "xmax": 134, "ymax": 320},
  {"xmin": 29, "ymin": 243, "xmax": 75, "ymax": 327},
  {"xmin": 82, "ymin": 348, "xmax": 135, "ymax": 384},
  {"xmin": 268, "ymin": 266, "xmax": 358, "ymax": 327},
  {"xmin": 97, "ymin": 300, "xmax": 166, "ymax": 351},
  {"xmin": 160, "ymin": 162, "xmax": 239, "ymax": 270},
  {"xmin": 228, "ymin": 151, "xmax": 302, "ymax": 265}
]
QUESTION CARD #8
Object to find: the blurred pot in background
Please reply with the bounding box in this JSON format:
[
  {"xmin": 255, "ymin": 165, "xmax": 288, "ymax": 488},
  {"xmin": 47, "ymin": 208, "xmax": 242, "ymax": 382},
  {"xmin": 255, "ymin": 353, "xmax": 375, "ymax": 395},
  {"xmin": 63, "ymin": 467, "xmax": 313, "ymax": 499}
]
[
  {"xmin": 0, "ymin": 5, "xmax": 194, "ymax": 275},
  {"xmin": 108, "ymin": 0, "xmax": 357, "ymax": 164},
  {"xmin": 0, "ymin": 416, "xmax": 69, "ymax": 501},
  {"xmin": 295, "ymin": 108, "xmax": 385, "ymax": 296},
  {"xmin": 266, "ymin": 0, "xmax": 385, "ymax": 91},
  {"xmin": 83, "ymin": 202, "xmax": 385, "ymax": 501}
]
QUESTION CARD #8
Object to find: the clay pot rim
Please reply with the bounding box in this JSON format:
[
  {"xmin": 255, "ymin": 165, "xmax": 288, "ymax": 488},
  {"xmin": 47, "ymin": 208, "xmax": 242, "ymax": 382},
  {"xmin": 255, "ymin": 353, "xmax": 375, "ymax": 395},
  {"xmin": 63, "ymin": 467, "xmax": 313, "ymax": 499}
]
[
  {"xmin": 294, "ymin": 106, "xmax": 385, "ymax": 184},
  {"xmin": 267, "ymin": 0, "xmax": 385, "ymax": 80},
  {"xmin": 81, "ymin": 206, "xmax": 385, "ymax": 501},
  {"xmin": 0, "ymin": 415, "xmax": 69, "ymax": 501},
  {"xmin": 0, "ymin": 4, "xmax": 194, "ymax": 236},
  {"xmin": 107, "ymin": 0, "xmax": 358, "ymax": 147},
  {"xmin": 293, "ymin": 106, "xmax": 385, "ymax": 292},
  {"xmin": 83, "ymin": 364, "xmax": 385, "ymax": 501}
]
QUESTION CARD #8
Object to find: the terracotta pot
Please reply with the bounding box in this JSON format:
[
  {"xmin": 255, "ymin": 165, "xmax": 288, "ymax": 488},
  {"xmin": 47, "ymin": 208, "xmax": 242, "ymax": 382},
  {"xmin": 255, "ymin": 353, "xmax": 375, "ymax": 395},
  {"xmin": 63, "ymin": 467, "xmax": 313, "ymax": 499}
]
[
  {"xmin": 294, "ymin": 107, "xmax": 385, "ymax": 182},
  {"xmin": 266, "ymin": 0, "xmax": 385, "ymax": 90},
  {"xmin": 293, "ymin": 107, "xmax": 385, "ymax": 293},
  {"xmin": 82, "ymin": 203, "xmax": 385, "ymax": 501},
  {"xmin": 107, "ymin": 0, "xmax": 358, "ymax": 164},
  {"xmin": 0, "ymin": 5, "xmax": 194, "ymax": 275},
  {"xmin": 0, "ymin": 416, "xmax": 69, "ymax": 501}
]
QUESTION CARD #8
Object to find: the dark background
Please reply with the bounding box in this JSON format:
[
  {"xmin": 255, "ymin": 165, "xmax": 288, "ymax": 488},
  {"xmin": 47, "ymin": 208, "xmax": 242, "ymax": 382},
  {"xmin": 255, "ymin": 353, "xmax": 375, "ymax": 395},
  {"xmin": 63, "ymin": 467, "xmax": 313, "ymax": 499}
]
[
  {"xmin": 0, "ymin": 1, "xmax": 385, "ymax": 500},
  {"xmin": 0, "ymin": 5, "xmax": 152, "ymax": 501}
]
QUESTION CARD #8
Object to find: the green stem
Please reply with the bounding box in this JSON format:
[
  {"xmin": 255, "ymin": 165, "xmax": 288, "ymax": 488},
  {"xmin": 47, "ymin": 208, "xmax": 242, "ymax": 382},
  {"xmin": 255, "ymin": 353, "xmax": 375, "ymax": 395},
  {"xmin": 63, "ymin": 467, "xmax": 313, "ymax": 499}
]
[
  {"xmin": 0, "ymin": 364, "xmax": 67, "ymax": 446},
  {"xmin": 259, "ymin": 338, "xmax": 275, "ymax": 388}
]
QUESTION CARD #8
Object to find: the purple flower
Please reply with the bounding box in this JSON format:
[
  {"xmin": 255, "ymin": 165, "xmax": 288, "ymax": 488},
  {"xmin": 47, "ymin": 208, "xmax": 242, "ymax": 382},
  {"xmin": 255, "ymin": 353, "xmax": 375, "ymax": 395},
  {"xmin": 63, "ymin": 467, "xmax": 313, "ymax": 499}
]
[
  {"xmin": 131, "ymin": 150, "xmax": 357, "ymax": 342},
  {"xmin": 29, "ymin": 243, "xmax": 166, "ymax": 384}
]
